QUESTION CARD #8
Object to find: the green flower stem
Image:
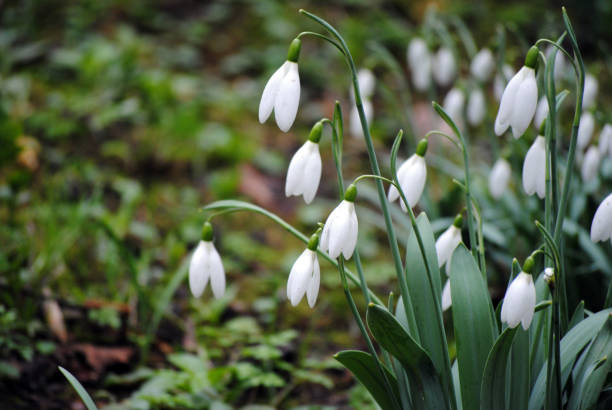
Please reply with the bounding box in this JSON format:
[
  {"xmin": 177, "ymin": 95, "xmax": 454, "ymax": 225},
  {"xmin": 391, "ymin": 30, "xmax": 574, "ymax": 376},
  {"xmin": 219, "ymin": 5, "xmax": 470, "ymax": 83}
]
[
  {"xmin": 432, "ymin": 102, "xmax": 483, "ymax": 274},
  {"xmin": 338, "ymin": 258, "xmax": 402, "ymax": 410},
  {"xmin": 202, "ymin": 200, "xmax": 384, "ymax": 306},
  {"xmin": 299, "ymin": 8, "xmax": 420, "ymax": 341}
]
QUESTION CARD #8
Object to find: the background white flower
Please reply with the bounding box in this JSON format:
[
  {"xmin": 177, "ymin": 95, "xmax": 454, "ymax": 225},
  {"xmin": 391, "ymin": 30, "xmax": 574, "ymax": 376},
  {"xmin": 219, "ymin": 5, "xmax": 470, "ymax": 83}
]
[
  {"xmin": 577, "ymin": 111, "xmax": 595, "ymax": 150},
  {"xmin": 433, "ymin": 47, "xmax": 456, "ymax": 87},
  {"xmin": 467, "ymin": 87, "xmax": 485, "ymax": 126},
  {"xmin": 407, "ymin": 37, "xmax": 431, "ymax": 92},
  {"xmin": 470, "ymin": 48, "xmax": 494, "ymax": 82},
  {"xmin": 489, "ymin": 158, "xmax": 511, "ymax": 199},
  {"xmin": 189, "ymin": 240, "xmax": 226, "ymax": 299},
  {"xmin": 435, "ymin": 218, "xmax": 462, "ymax": 268},
  {"xmin": 523, "ymin": 136, "xmax": 547, "ymax": 199},
  {"xmin": 495, "ymin": 66, "xmax": 538, "ymax": 138},
  {"xmin": 533, "ymin": 97, "xmax": 549, "ymax": 129},
  {"xmin": 583, "ymin": 74, "xmax": 598, "ymax": 109},
  {"xmin": 581, "ymin": 146, "xmax": 600, "ymax": 183},
  {"xmin": 443, "ymin": 87, "xmax": 465, "ymax": 126}
]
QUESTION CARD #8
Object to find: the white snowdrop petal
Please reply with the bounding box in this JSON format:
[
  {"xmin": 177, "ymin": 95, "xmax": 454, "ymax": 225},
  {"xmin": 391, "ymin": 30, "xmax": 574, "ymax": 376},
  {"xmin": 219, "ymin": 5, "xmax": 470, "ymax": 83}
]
[
  {"xmin": 259, "ymin": 62, "xmax": 288, "ymax": 124},
  {"xmin": 534, "ymin": 97, "xmax": 549, "ymax": 129},
  {"xmin": 436, "ymin": 226, "xmax": 461, "ymax": 268},
  {"xmin": 433, "ymin": 47, "xmax": 456, "ymax": 87},
  {"xmin": 583, "ymin": 74, "xmax": 598, "ymax": 109},
  {"xmin": 520, "ymin": 275, "xmax": 536, "ymax": 330},
  {"xmin": 274, "ymin": 62, "xmax": 300, "ymax": 132},
  {"xmin": 285, "ymin": 142, "xmax": 311, "ymax": 197},
  {"xmin": 523, "ymin": 136, "xmax": 546, "ymax": 198},
  {"xmin": 489, "ymin": 158, "xmax": 511, "ymax": 199},
  {"xmin": 510, "ymin": 68, "xmax": 537, "ymax": 139},
  {"xmin": 591, "ymin": 193, "xmax": 612, "ymax": 242},
  {"xmin": 399, "ymin": 157, "xmax": 427, "ymax": 209},
  {"xmin": 467, "ymin": 88, "xmax": 486, "ymax": 126},
  {"xmin": 501, "ymin": 272, "xmax": 536, "ymax": 330},
  {"xmin": 301, "ymin": 144, "xmax": 322, "ymax": 204},
  {"xmin": 342, "ymin": 204, "xmax": 359, "ymax": 259},
  {"xmin": 581, "ymin": 146, "xmax": 600, "ymax": 183},
  {"xmin": 495, "ymin": 67, "xmax": 525, "ymax": 136},
  {"xmin": 442, "ymin": 279, "xmax": 452, "ymax": 311},
  {"xmin": 470, "ymin": 48, "xmax": 494, "ymax": 82},
  {"xmin": 306, "ymin": 256, "xmax": 321, "ymax": 308},
  {"xmin": 577, "ymin": 112, "xmax": 595, "ymax": 150},
  {"xmin": 206, "ymin": 242, "xmax": 226, "ymax": 299},
  {"xmin": 188, "ymin": 241, "xmax": 209, "ymax": 297}
]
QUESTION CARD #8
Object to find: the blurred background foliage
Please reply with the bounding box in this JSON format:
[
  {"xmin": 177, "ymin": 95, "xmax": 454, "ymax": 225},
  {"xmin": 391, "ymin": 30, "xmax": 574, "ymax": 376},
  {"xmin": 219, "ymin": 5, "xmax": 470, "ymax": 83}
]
[{"xmin": 0, "ymin": 0, "xmax": 611, "ymax": 408}]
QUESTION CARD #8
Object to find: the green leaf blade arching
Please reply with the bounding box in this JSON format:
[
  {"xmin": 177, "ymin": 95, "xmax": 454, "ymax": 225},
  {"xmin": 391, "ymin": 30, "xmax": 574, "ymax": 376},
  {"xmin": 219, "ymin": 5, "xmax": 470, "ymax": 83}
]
[
  {"xmin": 449, "ymin": 245, "xmax": 497, "ymax": 410},
  {"xmin": 366, "ymin": 303, "xmax": 450, "ymax": 410},
  {"xmin": 480, "ymin": 327, "xmax": 518, "ymax": 410},
  {"xmin": 404, "ymin": 213, "xmax": 454, "ymax": 402},
  {"xmin": 59, "ymin": 366, "xmax": 98, "ymax": 410},
  {"xmin": 335, "ymin": 350, "xmax": 399, "ymax": 410}
]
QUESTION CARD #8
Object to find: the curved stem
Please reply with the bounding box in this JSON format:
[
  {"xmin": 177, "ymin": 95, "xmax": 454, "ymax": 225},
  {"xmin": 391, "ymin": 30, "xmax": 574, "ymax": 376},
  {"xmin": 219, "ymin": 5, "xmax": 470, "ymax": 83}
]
[
  {"xmin": 297, "ymin": 31, "xmax": 346, "ymax": 57},
  {"xmin": 534, "ymin": 37, "xmax": 578, "ymax": 74},
  {"xmin": 424, "ymin": 130, "xmax": 462, "ymax": 151},
  {"xmin": 202, "ymin": 200, "xmax": 384, "ymax": 306}
]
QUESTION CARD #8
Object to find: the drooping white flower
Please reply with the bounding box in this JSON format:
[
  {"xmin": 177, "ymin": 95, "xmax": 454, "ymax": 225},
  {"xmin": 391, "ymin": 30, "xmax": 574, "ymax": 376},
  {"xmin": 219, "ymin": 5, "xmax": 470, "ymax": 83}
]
[
  {"xmin": 533, "ymin": 97, "xmax": 549, "ymax": 129},
  {"xmin": 287, "ymin": 248, "xmax": 320, "ymax": 307},
  {"xmin": 577, "ymin": 111, "xmax": 595, "ymax": 151},
  {"xmin": 599, "ymin": 124, "xmax": 612, "ymax": 157},
  {"xmin": 467, "ymin": 87, "xmax": 486, "ymax": 126},
  {"xmin": 407, "ymin": 37, "xmax": 432, "ymax": 92},
  {"xmin": 495, "ymin": 46, "xmax": 539, "ymax": 139},
  {"xmin": 443, "ymin": 87, "xmax": 465, "ymax": 126},
  {"xmin": 583, "ymin": 74, "xmax": 598, "ymax": 110},
  {"xmin": 189, "ymin": 223, "xmax": 225, "ymax": 299},
  {"xmin": 522, "ymin": 135, "xmax": 547, "ymax": 199},
  {"xmin": 433, "ymin": 47, "xmax": 456, "ymax": 87},
  {"xmin": 591, "ymin": 193, "xmax": 612, "ymax": 243},
  {"xmin": 388, "ymin": 139, "xmax": 428, "ymax": 212},
  {"xmin": 259, "ymin": 39, "xmax": 302, "ymax": 132},
  {"xmin": 320, "ymin": 185, "xmax": 359, "ymax": 260},
  {"xmin": 441, "ymin": 279, "xmax": 452, "ymax": 311},
  {"xmin": 285, "ymin": 141, "xmax": 322, "ymax": 204},
  {"xmin": 470, "ymin": 48, "xmax": 495, "ymax": 83},
  {"xmin": 349, "ymin": 99, "xmax": 373, "ymax": 138},
  {"xmin": 500, "ymin": 271, "xmax": 536, "ymax": 330},
  {"xmin": 435, "ymin": 216, "xmax": 462, "ymax": 268},
  {"xmin": 356, "ymin": 68, "xmax": 376, "ymax": 99},
  {"xmin": 494, "ymin": 65, "xmax": 514, "ymax": 101},
  {"xmin": 581, "ymin": 146, "xmax": 600, "ymax": 183},
  {"xmin": 489, "ymin": 158, "xmax": 512, "ymax": 199}
]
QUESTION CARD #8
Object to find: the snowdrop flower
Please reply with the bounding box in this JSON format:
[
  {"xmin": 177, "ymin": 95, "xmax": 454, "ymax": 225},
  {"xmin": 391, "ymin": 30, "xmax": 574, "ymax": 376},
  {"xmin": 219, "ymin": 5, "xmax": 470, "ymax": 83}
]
[
  {"xmin": 441, "ymin": 279, "xmax": 452, "ymax": 311},
  {"xmin": 349, "ymin": 99, "xmax": 373, "ymax": 138},
  {"xmin": 433, "ymin": 47, "xmax": 456, "ymax": 87},
  {"xmin": 494, "ymin": 65, "xmax": 514, "ymax": 101},
  {"xmin": 436, "ymin": 215, "xmax": 463, "ymax": 268},
  {"xmin": 407, "ymin": 37, "xmax": 431, "ymax": 92},
  {"xmin": 259, "ymin": 39, "xmax": 302, "ymax": 132},
  {"xmin": 599, "ymin": 124, "xmax": 612, "ymax": 157},
  {"xmin": 583, "ymin": 74, "xmax": 598, "ymax": 110},
  {"xmin": 581, "ymin": 146, "xmax": 600, "ymax": 183},
  {"xmin": 489, "ymin": 157, "xmax": 512, "ymax": 199},
  {"xmin": 591, "ymin": 193, "xmax": 612, "ymax": 243},
  {"xmin": 577, "ymin": 111, "xmax": 595, "ymax": 151},
  {"xmin": 443, "ymin": 87, "xmax": 465, "ymax": 126},
  {"xmin": 286, "ymin": 233, "xmax": 321, "ymax": 307},
  {"xmin": 533, "ymin": 97, "xmax": 549, "ymax": 129},
  {"xmin": 543, "ymin": 267, "xmax": 555, "ymax": 285},
  {"xmin": 356, "ymin": 68, "xmax": 376, "ymax": 99},
  {"xmin": 522, "ymin": 135, "xmax": 546, "ymax": 199},
  {"xmin": 320, "ymin": 184, "xmax": 359, "ymax": 259},
  {"xmin": 388, "ymin": 139, "xmax": 428, "ymax": 211},
  {"xmin": 500, "ymin": 258, "xmax": 536, "ymax": 330},
  {"xmin": 470, "ymin": 48, "xmax": 495, "ymax": 82},
  {"xmin": 495, "ymin": 46, "xmax": 539, "ymax": 139},
  {"xmin": 285, "ymin": 122, "xmax": 323, "ymax": 203},
  {"xmin": 189, "ymin": 222, "xmax": 225, "ymax": 299},
  {"xmin": 467, "ymin": 87, "xmax": 485, "ymax": 126}
]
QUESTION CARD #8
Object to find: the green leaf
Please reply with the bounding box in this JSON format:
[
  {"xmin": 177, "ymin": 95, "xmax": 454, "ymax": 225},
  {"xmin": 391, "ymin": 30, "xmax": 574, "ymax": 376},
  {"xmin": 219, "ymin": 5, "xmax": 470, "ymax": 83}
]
[
  {"xmin": 529, "ymin": 275, "xmax": 551, "ymax": 386},
  {"xmin": 366, "ymin": 304, "xmax": 450, "ymax": 410},
  {"xmin": 509, "ymin": 327, "xmax": 530, "ymax": 410},
  {"xmin": 58, "ymin": 366, "xmax": 98, "ymax": 410},
  {"xmin": 404, "ymin": 213, "xmax": 453, "ymax": 401},
  {"xmin": 480, "ymin": 327, "xmax": 518, "ymax": 410},
  {"xmin": 567, "ymin": 316, "xmax": 612, "ymax": 410},
  {"xmin": 528, "ymin": 308, "xmax": 612, "ymax": 410},
  {"xmin": 568, "ymin": 301, "xmax": 585, "ymax": 331},
  {"xmin": 335, "ymin": 350, "xmax": 399, "ymax": 410},
  {"xmin": 449, "ymin": 245, "xmax": 497, "ymax": 410}
]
